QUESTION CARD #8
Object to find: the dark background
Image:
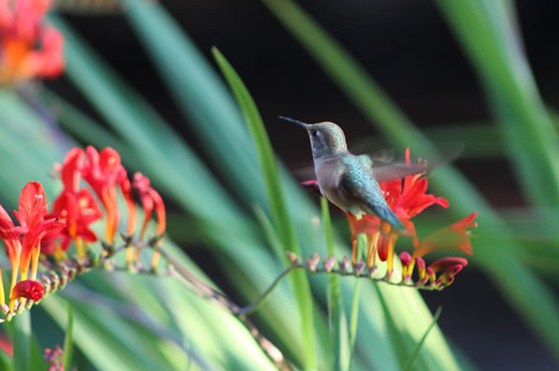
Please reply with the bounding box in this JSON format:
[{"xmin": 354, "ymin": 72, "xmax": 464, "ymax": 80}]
[{"xmin": 57, "ymin": 1, "xmax": 559, "ymax": 369}]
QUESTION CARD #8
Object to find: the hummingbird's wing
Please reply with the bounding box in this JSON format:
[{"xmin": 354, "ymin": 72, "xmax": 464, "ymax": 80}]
[
  {"xmin": 356, "ymin": 154, "xmax": 427, "ymax": 183},
  {"xmin": 358, "ymin": 144, "xmax": 463, "ymax": 183},
  {"xmin": 370, "ymin": 162, "xmax": 428, "ymax": 183}
]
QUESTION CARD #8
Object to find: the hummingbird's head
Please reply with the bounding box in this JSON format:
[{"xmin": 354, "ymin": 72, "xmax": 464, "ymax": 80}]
[{"xmin": 279, "ymin": 117, "xmax": 348, "ymax": 158}]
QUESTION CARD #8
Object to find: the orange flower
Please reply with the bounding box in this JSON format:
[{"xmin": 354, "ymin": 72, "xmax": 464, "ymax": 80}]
[
  {"xmin": 0, "ymin": 0, "xmax": 64, "ymax": 84},
  {"xmin": 413, "ymin": 212, "xmax": 478, "ymax": 258},
  {"xmin": 401, "ymin": 213, "xmax": 478, "ymax": 283}
]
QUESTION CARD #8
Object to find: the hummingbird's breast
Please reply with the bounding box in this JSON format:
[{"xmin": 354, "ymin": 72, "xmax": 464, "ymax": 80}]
[{"xmin": 315, "ymin": 155, "xmax": 361, "ymax": 214}]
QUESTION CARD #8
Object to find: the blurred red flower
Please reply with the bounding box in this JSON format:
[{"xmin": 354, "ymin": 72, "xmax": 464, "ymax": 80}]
[
  {"xmin": 12, "ymin": 279, "xmax": 43, "ymax": 301},
  {"xmin": 0, "ymin": 0, "xmax": 64, "ymax": 84}
]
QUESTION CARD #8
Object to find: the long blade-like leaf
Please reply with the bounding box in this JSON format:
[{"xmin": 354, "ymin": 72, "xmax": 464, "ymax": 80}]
[
  {"xmin": 62, "ymin": 303, "xmax": 74, "ymax": 370},
  {"xmin": 6, "ymin": 312, "xmax": 31, "ymax": 371},
  {"xmin": 321, "ymin": 197, "xmax": 349, "ymax": 371},
  {"xmin": 213, "ymin": 47, "xmax": 317, "ymax": 370},
  {"xmin": 435, "ymin": 0, "xmax": 559, "ymax": 208}
]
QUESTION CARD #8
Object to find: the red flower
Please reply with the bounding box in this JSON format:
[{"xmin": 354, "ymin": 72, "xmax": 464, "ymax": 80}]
[
  {"xmin": 0, "ymin": 203, "xmax": 24, "ymax": 303},
  {"xmin": 0, "ymin": 203, "xmax": 24, "ymax": 271},
  {"xmin": 0, "ymin": 0, "xmax": 64, "ymax": 84},
  {"xmin": 11, "ymin": 279, "xmax": 43, "ymax": 301},
  {"xmin": 0, "ymin": 335, "xmax": 13, "ymax": 356},
  {"xmin": 133, "ymin": 173, "xmax": 166, "ymax": 238},
  {"xmin": 428, "ymin": 257, "xmax": 469, "ymax": 287},
  {"xmin": 0, "ymin": 182, "xmax": 63, "ymax": 307},
  {"xmin": 60, "ymin": 147, "xmax": 85, "ymax": 192},
  {"xmin": 378, "ymin": 149, "xmax": 448, "ymax": 237},
  {"xmin": 132, "ymin": 173, "xmax": 166, "ymax": 269},
  {"xmin": 350, "ymin": 149, "xmax": 449, "ymax": 272},
  {"xmin": 42, "ymin": 149, "xmax": 102, "ymax": 259},
  {"xmin": 57, "ymin": 149, "xmax": 104, "ymax": 240},
  {"xmin": 14, "ymin": 182, "xmax": 64, "ymax": 280},
  {"xmin": 47, "ymin": 189, "xmax": 102, "ymax": 252},
  {"xmin": 27, "ymin": 26, "xmax": 64, "ymax": 77},
  {"xmin": 82, "ymin": 146, "xmax": 136, "ymax": 243}
]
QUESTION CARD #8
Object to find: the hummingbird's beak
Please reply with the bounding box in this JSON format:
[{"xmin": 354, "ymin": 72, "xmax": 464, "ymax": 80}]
[{"xmin": 278, "ymin": 116, "xmax": 309, "ymax": 129}]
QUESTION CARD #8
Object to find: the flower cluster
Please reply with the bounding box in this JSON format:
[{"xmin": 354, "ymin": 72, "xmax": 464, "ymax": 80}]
[
  {"xmin": 310, "ymin": 149, "xmax": 477, "ymax": 289},
  {"xmin": 0, "ymin": 146, "xmax": 166, "ymax": 315},
  {"xmin": 0, "ymin": 0, "xmax": 64, "ymax": 84},
  {"xmin": 44, "ymin": 147, "xmax": 136, "ymax": 258},
  {"xmin": 0, "ymin": 182, "xmax": 63, "ymax": 309}
]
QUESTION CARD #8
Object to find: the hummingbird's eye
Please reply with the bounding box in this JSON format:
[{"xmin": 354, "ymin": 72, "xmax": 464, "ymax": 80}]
[{"xmin": 311, "ymin": 130, "xmax": 319, "ymax": 137}]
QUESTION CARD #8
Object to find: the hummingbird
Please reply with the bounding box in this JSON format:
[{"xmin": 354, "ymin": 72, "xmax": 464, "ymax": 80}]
[{"xmin": 281, "ymin": 117, "xmax": 427, "ymax": 231}]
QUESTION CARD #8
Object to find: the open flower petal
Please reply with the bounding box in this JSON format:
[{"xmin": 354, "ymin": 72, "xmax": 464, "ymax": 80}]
[{"xmin": 414, "ymin": 212, "xmax": 478, "ymax": 258}]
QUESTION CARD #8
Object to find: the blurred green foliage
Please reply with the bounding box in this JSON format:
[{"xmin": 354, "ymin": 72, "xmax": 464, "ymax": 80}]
[{"xmin": 0, "ymin": 0, "xmax": 557, "ymax": 370}]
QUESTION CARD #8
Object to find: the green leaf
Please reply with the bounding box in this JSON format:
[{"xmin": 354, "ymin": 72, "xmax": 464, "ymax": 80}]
[
  {"xmin": 348, "ymin": 279, "xmax": 361, "ymax": 370},
  {"xmin": 42, "ymin": 90, "xmax": 127, "ymax": 153},
  {"xmin": 435, "ymin": 0, "xmax": 559, "ymax": 208},
  {"xmin": 212, "ymin": 47, "xmax": 317, "ymax": 370},
  {"xmin": 404, "ymin": 307, "xmax": 443, "ymax": 371},
  {"xmin": 6, "ymin": 311, "xmax": 31, "ymax": 371},
  {"xmin": 0, "ymin": 346, "xmax": 12, "ymax": 371},
  {"xmin": 28, "ymin": 335, "xmax": 46, "ymax": 371},
  {"xmin": 42, "ymin": 294, "xmax": 181, "ymax": 371},
  {"xmin": 321, "ymin": 197, "xmax": 348, "ymax": 371},
  {"xmin": 212, "ymin": 48, "xmax": 297, "ymax": 255},
  {"xmin": 62, "ymin": 303, "xmax": 74, "ymax": 370},
  {"xmin": 0, "ymin": 91, "xmax": 61, "ymax": 203},
  {"xmin": 121, "ymin": 0, "xmax": 268, "ymax": 210}
]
